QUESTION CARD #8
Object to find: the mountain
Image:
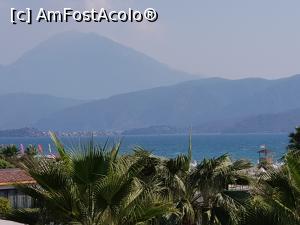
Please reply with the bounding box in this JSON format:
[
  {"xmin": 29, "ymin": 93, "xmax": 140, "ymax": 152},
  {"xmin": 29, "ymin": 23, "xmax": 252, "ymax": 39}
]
[
  {"xmin": 0, "ymin": 32, "xmax": 195, "ymax": 99},
  {"xmin": 222, "ymin": 108, "xmax": 300, "ymax": 133},
  {"xmin": 0, "ymin": 93, "xmax": 83, "ymax": 129},
  {"xmin": 35, "ymin": 75, "xmax": 300, "ymax": 132}
]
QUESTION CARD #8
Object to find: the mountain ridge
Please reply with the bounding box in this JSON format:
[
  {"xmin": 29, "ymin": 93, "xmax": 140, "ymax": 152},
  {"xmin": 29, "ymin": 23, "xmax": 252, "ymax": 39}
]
[
  {"xmin": 0, "ymin": 31, "xmax": 196, "ymax": 99},
  {"xmin": 222, "ymin": 108, "xmax": 300, "ymax": 133},
  {"xmin": 0, "ymin": 93, "xmax": 84, "ymax": 130},
  {"xmin": 35, "ymin": 74, "xmax": 300, "ymax": 132}
]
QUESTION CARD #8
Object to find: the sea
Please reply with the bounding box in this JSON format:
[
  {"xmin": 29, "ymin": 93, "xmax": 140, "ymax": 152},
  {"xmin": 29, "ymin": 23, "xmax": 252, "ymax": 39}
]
[{"xmin": 0, "ymin": 133, "xmax": 290, "ymax": 163}]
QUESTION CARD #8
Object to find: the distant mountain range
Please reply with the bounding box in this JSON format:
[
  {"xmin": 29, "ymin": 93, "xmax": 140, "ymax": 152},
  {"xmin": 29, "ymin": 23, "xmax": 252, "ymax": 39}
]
[
  {"xmin": 0, "ymin": 32, "xmax": 299, "ymax": 133},
  {"xmin": 0, "ymin": 93, "xmax": 83, "ymax": 130},
  {"xmin": 34, "ymin": 75, "xmax": 300, "ymax": 133},
  {"xmin": 0, "ymin": 32, "xmax": 195, "ymax": 99},
  {"xmin": 222, "ymin": 108, "xmax": 300, "ymax": 133}
]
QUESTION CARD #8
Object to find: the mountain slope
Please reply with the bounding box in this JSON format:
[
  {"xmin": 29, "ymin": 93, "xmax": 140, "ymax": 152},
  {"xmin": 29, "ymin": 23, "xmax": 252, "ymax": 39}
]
[
  {"xmin": 35, "ymin": 75, "xmax": 300, "ymax": 132},
  {"xmin": 223, "ymin": 108, "xmax": 300, "ymax": 133},
  {"xmin": 0, "ymin": 93, "xmax": 83, "ymax": 129},
  {"xmin": 0, "ymin": 32, "xmax": 195, "ymax": 99},
  {"xmin": 217, "ymin": 74, "xmax": 300, "ymax": 120}
]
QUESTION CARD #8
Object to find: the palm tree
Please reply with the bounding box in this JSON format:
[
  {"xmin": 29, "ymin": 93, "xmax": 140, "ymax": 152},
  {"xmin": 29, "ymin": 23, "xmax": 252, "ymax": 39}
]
[
  {"xmin": 242, "ymin": 150, "xmax": 300, "ymax": 225},
  {"xmin": 14, "ymin": 132, "xmax": 176, "ymax": 225},
  {"xmin": 133, "ymin": 137, "xmax": 252, "ymax": 225},
  {"xmin": 288, "ymin": 127, "xmax": 300, "ymax": 152},
  {"xmin": 188, "ymin": 154, "xmax": 251, "ymax": 225}
]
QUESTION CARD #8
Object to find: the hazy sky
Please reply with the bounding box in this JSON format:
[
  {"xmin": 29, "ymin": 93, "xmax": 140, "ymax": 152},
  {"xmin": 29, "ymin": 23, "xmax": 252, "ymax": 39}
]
[{"xmin": 1, "ymin": 0, "xmax": 300, "ymax": 78}]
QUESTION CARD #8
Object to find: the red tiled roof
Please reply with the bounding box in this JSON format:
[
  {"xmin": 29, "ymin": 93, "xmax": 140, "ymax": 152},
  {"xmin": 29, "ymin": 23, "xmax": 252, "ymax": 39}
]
[{"xmin": 0, "ymin": 169, "xmax": 35, "ymax": 186}]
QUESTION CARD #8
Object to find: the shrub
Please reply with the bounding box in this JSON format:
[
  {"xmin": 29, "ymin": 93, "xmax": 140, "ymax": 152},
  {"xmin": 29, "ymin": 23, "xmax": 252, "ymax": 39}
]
[
  {"xmin": 25, "ymin": 145, "xmax": 38, "ymax": 156},
  {"xmin": 0, "ymin": 145, "xmax": 18, "ymax": 158},
  {"xmin": 289, "ymin": 127, "xmax": 300, "ymax": 151},
  {"xmin": 6, "ymin": 208, "xmax": 40, "ymax": 225},
  {"xmin": 0, "ymin": 159, "xmax": 14, "ymax": 169},
  {"xmin": 0, "ymin": 197, "xmax": 12, "ymax": 218}
]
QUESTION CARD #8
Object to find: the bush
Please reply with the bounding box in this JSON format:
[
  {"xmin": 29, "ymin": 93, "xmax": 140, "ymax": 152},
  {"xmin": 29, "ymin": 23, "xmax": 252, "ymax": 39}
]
[
  {"xmin": 6, "ymin": 208, "xmax": 40, "ymax": 225},
  {"xmin": 0, "ymin": 197, "xmax": 12, "ymax": 218},
  {"xmin": 25, "ymin": 145, "xmax": 38, "ymax": 156},
  {"xmin": 289, "ymin": 127, "xmax": 300, "ymax": 150},
  {"xmin": 0, "ymin": 145, "xmax": 18, "ymax": 158},
  {"xmin": 0, "ymin": 159, "xmax": 14, "ymax": 169}
]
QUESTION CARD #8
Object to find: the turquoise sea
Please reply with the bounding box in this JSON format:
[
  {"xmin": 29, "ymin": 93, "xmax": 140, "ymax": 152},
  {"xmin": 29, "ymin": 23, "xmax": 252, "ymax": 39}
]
[{"xmin": 0, "ymin": 134, "xmax": 289, "ymax": 163}]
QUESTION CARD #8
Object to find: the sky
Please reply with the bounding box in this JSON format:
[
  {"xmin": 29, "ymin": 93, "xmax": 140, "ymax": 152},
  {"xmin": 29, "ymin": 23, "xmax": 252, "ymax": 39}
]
[{"xmin": 1, "ymin": 0, "xmax": 300, "ymax": 79}]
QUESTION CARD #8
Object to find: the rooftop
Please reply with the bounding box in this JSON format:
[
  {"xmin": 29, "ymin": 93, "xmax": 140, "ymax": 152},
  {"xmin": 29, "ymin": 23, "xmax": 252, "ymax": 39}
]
[{"xmin": 0, "ymin": 168, "xmax": 35, "ymax": 186}]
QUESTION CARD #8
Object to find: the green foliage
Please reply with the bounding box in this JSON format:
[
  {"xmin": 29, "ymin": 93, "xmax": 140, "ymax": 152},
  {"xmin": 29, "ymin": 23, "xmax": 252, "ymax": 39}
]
[
  {"xmin": 286, "ymin": 152, "xmax": 300, "ymax": 192},
  {"xmin": 186, "ymin": 154, "xmax": 251, "ymax": 225},
  {"xmin": 6, "ymin": 208, "xmax": 40, "ymax": 225},
  {"xmin": 7, "ymin": 131, "xmax": 300, "ymax": 225},
  {"xmin": 25, "ymin": 145, "xmax": 38, "ymax": 156},
  {"xmin": 0, "ymin": 158, "xmax": 14, "ymax": 169},
  {"xmin": 0, "ymin": 197, "xmax": 12, "ymax": 218},
  {"xmin": 288, "ymin": 127, "xmax": 300, "ymax": 151},
  {"xmin": 133, "ymin": 145, "xmax": 252, "ymax": 225},
  {"xmin": 242, "ymin": 150, "xmax": 300, "ymax": 225},
  {"xmin": 0, "ymin": 145, "xmax": 18, "ymax": 158},
  {"xmin": 16, "ymin": 134, "xmax": 176, "ymax": 225}
]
